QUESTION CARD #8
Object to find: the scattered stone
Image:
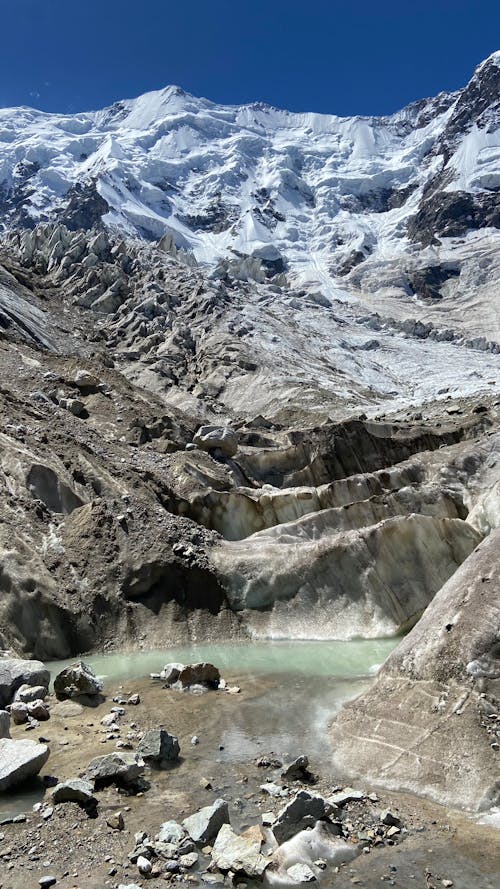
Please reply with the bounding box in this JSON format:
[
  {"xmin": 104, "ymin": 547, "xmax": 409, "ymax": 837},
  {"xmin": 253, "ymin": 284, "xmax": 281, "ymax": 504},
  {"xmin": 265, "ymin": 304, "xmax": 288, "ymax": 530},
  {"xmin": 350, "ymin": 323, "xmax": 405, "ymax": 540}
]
[
  {"xmin": 281, "ymin": 755, "xmax": 312, "ymax": 782},
  {"xmin": 128, "ymin": 693, "xmax": 140, "ymax": 705},
  {"xmin": 211, "ymin": 823, "xmax": 268, "ymax": 877},
  {"xmin": 261, "ymin": 782, "xmax": 289, "ymax": 798},
  {"xmin": 157, "ymin": 820, "xmax": 186, "ymax": 845},
  {"xmin": 286, "ymin": 863, "xmax": 317, "ymax": 883},
  {"xmin": 180, "ymin": 851, "xmax": 199, "ymax": 868},
  {"xmin": 442, "ymin": 881, "xmax": 454, "ymax": 888},
  {"xmin": 200, "ymin": 777, "xmax": 213, "ymax": 790},
  {"xmin": 53, "ymin": 661, "xmax": 102, "ymax": 699},
  {"xmin": 192, "ymin": 735, "xmax": 200, "ymax": 746},
  {"xmin": 84, "ymin": 751, "xmax": 145, "ymax": 789},
  {"xmin": 262, "ymin": 812, "xmax": 276, "ymax": 826},
  {"xmin": 0, "ymin": 738, "xmax": 50, "ymax": 791},
  {"xmin": 273, "ymin": 791, "xmax": 334, "ymax": 843},
  {"xmin": 137, "ymin": 855, "xmax": 152, "ymax": 875},
  {"xmin": 107, "ymin": 810, "xmax": 125, "ymax": 830},
  {"xmin": 183, "ymin": 798, "xmax": 230, "ymax": 843},
  {"xmin": 138, "ymin": 728, "xmax": 180, "ymax": 766},
  {"xmin": 255, "ymin": 755, "xmax": 283, "ymax": 769},
  {"xmin": 39, "ymin": 878, "xmax": 57, "ymax": 888},
  {"xmin": 380, "ymin": 810, "xmax": 401, "ymax": 827},
  {"xmin": 328, "ymin": 788, "xmax": 365, "ymax": 807},
  {"xmin": 52, "ymin": 778, "xmax": 96, "ymax": 807}
]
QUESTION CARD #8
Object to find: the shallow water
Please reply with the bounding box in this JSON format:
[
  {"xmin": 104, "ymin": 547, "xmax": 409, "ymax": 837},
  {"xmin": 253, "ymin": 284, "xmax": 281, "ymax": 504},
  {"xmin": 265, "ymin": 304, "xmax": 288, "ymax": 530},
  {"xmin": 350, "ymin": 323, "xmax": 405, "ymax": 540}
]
[
  {"xmin": 0, "ymin": 638, "xmax": 397, "ymax": 819},
  {"xmin": 46, "ymin": 636, "xmax": 398, "ymax": 683}
]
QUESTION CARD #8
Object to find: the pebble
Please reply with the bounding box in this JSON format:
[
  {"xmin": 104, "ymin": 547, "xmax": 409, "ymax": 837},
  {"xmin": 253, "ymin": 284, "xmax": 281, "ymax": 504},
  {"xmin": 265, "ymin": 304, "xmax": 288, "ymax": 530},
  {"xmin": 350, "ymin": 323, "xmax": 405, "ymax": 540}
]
[{"xmin": 39, "ymin": 878, "xmax": 57, "ymax": 888}]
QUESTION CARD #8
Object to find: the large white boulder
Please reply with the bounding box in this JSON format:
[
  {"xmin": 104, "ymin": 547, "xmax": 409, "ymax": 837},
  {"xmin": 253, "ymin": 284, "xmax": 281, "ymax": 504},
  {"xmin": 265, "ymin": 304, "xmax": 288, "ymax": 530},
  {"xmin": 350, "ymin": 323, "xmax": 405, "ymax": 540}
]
[{"xmin": 0, "ymin": 738, "xmax": 49, "ymax": 792}]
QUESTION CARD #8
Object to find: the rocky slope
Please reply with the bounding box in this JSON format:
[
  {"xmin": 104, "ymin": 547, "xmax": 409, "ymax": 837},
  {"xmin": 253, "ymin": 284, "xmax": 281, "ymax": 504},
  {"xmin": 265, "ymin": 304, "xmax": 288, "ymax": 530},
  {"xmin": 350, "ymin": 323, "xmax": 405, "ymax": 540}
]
[{"xmin": 0, "ymin": 55, "xmax": 499, "ymax": 812}]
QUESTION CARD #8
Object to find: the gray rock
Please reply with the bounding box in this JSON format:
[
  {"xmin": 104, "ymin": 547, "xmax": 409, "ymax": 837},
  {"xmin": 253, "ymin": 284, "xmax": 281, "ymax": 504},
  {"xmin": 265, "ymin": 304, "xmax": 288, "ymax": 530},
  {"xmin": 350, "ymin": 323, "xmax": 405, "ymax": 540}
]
[
  {"xmin": 180, "ymin": 851, "xmax": 199, "ymax": 868},
  {"xmin": 183, "ymin": 798, "xmax": 230, "ymax": 843},
  {"xmin": 160, "ymin": 663, "xmax": 185, "ymax": 684},
  {"xmin": 281, "ymin": 755, "xmax": 310, "ymax": 781},
  {"xmin": 118, "ymin": 885, "xmax": 142, "ymax": 889},
  {"xmin": 10, "ymin": 701, "xmax": 29, "ymax": 724},
  {"xmin": 327, "ymin": 788, "xmax": 365, "ymax": 807},
  {"xmin": 27, "ymin": 700, "xmax": 50, "ymax": 721},
  {"xmin": 0, "ymin": 738, "xmax": 50, "ymax": 791},
  {"xmin": 53, "ymin": 660, "xmax": 102, "ymax": 699},
  {"xmin": 273, "ymin": 791, "xmax": 333, "ymax": 843},
  {"xmin": 39, "ymin": 878, "xmax": 57, "ymax": 888},
  {"xmin": 52, "ymin": 778, "xmax": 96, "ymax": 806},
  {"xmin": 0, "ymin": 710, "xmax": 10, "ymax": 739},
  {"xmin": 177, "ymin": 663, "xmax": 220, "ymax": 689},
  {"xmin": 138, "ymin": 728, "xmax": 180, "ymax": 766},
  {"xmin": 287, "ymin": 863, "xmax": 317, "ymax": 883},
  {"xmin": 157, "ymin": 820, "xmax": 186, "ymax": 845},
  {"xmin": 193, "ymin": 425, "xmax": 238, "ymax": 457},
  {"xmin": 137, "ymin": 855, "xmax": 152, "ymax": 875},
  {"xmin": 211, "ymin": 823, "xmax": 268, "ymax": 877},
  {"xmin": 0, "ymin": 658, "xmax": 50, "ymax": 708},
  {"xmin": 84, "ymin": 752, "xmax": 144, "ymax": 789},
  {"xmin": 380, "ymin": 809, "xmax": 401, "ymax": 827},
  {"xmin": 14, "ymin": 684, "xmax": 48, "ymax": 703}
]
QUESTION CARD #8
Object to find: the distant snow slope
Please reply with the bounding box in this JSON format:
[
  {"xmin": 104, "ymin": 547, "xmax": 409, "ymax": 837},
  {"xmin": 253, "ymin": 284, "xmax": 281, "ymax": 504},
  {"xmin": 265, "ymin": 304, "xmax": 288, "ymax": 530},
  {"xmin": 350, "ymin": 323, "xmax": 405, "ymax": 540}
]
[{"xmin": 0, "ymin": 53, "xmax": 499, "ymax": 297}]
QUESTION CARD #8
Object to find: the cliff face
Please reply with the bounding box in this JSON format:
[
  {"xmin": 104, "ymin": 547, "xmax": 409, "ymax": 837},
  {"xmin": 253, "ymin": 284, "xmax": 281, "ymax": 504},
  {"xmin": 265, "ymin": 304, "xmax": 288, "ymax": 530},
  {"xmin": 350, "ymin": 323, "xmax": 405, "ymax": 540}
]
[{"xmin": 330, "ymin": 529, "xmax": 500, "ymax": 812}]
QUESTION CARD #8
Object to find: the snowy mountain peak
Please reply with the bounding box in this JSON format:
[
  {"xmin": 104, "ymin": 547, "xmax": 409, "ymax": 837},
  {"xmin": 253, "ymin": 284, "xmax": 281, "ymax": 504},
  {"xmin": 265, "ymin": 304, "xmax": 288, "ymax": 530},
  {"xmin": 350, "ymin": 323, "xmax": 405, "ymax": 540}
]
[{"xmin": 0, "ymin": 54, "xmax": 499, "ymax": 294}]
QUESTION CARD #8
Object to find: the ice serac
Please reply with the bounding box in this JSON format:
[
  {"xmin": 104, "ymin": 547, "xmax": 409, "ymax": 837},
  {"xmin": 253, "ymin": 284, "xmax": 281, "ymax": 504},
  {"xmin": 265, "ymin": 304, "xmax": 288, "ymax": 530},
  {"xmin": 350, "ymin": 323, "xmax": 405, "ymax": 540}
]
[{"xmin": 330, "ymin": 528, "xmax": 500, "ymax": 811}]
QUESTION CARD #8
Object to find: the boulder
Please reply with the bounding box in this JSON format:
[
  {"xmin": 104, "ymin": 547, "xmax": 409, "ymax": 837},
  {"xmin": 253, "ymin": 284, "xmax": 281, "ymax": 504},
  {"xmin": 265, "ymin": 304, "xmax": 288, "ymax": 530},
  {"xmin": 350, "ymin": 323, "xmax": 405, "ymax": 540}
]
[
  {"xmin": 281, "ymin": 755, "xmax": 311, "ymax": 781},
  {"xmin": 273, "ymin": 791, "xmax": 333, "ymax": 844},
  {"xmin": 0, "ymin": 710, "xmax": 11, "ymax": 739},
  {"xmin": 52, "ymin": 778, "xmax": 96, "ymax": 806},
  {"xmin": 84, "ymin": 752, "xmax": 144, "ymax": 789},
  {"xmin": 0, "ymin": 738, "xmax": 50, "ymax": 791},
  {"xmin": 53, "ymin": 661, "xmax": 103, "ymax": 699},
  {"xmin": 183, "ymin": 798, "xmax": 230, "ymax": 843},
  {"xmin": 160, "ymin": 663, "xmax": 185, "ymax": 684},
  {"xmin": 177, "ymin": 663, "xmax": 221, "ymax": 689},
  {"xmin": 27, "ymin": 700, "xmax": 50, "ymax": 721},
  {"xmin": 10, "ymin": 701, "xmax": 29, "ymax": 724},
  {"xmin": 14, "ymin": 684, "xmax": 48, "ymax": 703},
  {"xmin": 211, "ymin": 823, "xmax": 268, "ymax": 877},
  {"xmin": 138, "ymin": 728, "xmax": 180, "ymax": 766},
  {"xmin": 0, "ymin": 658, "xmax": 50, "ymax": 708},
  {"xmin": 193, "ymin": 425, "xmax": 238, "ymax": 458}
]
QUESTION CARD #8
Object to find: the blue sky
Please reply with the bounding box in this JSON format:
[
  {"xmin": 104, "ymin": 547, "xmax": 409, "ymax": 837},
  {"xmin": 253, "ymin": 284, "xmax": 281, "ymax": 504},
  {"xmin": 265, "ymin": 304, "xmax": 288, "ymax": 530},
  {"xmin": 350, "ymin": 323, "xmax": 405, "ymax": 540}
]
[{"xmin": 1, "ymin": 1, "xmax": 499, "ymax": 115}]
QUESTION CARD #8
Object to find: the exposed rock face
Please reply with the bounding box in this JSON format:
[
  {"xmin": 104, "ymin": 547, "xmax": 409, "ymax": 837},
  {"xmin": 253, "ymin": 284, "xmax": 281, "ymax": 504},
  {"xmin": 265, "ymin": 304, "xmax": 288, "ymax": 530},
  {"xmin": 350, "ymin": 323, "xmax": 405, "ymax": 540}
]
[
  {"xmin": 330, "ymin": 528, "xmax": 500, "ymax": 811},
  {"xmin": 0, "ymin": 738, "xmax": 49, "ymax": 791}
]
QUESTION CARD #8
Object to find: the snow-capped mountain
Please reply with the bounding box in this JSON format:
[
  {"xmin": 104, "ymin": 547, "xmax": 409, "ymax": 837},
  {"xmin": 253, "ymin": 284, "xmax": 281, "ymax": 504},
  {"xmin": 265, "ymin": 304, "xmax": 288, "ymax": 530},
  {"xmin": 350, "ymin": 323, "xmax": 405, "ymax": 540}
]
[{"xmin": 0, "ymin": 52, "xmax": 499, "ymax": 295}]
